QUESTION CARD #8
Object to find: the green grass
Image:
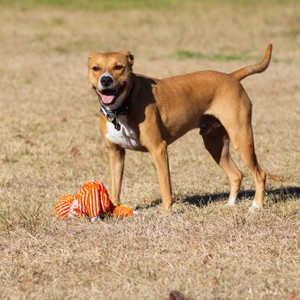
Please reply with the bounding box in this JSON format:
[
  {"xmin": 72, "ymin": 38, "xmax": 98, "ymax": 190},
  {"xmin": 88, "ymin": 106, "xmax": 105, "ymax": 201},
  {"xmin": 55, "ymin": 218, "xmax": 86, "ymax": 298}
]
[
  {"xmin": 176, "ymin": 50, "xmax": 295, "ymax": 63},
  {"xmin": 0, "ymin": 0, "xmax": 186, "ymax": 10},
  {"xmin": 177, "ymin": 50, "xmax": 262, "ymax": 62},
  {"xmin": 1, "ymin": 0, "xmax": 299, "ymax": 11}
]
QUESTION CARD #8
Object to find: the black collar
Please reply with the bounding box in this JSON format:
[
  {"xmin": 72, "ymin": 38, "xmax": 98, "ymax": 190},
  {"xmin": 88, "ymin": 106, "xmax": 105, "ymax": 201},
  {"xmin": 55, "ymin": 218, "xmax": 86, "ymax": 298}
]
[{"xmin": 100, "ymin": 96, "xmax": 131, "ymax": 119}]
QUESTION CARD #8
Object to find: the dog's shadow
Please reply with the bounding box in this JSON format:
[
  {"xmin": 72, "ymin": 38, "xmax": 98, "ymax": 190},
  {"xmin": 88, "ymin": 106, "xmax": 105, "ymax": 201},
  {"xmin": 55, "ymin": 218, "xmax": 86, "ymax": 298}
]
[
  {"xmin": 136, "ymin": 186, "xmax": 300, "ymax": 210},
  {"xmin": 183, "ymin": 186, "xmax": 300, "ymax": 208}
]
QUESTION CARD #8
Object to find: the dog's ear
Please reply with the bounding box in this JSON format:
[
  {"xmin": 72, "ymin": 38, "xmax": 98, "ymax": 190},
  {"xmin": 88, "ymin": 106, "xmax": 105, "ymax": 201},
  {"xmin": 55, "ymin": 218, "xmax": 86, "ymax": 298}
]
[
  {"xmin": 120, "ymin": 51, "xmax": 134, "ymax": 66},
  {"xmin": 87, "ymin": 53, "xmax": 97, "ymax": 66},
  {"xmin": 127, "ymin": 52, "xmax": 135, "ymax": 66}
]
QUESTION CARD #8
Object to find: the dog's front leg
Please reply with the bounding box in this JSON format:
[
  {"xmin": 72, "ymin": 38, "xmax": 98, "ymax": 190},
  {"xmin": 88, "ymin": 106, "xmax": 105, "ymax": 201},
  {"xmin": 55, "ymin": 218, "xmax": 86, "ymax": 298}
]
[
  {"xmin": 107, "ymin": 145, "xmax": 125, "ymax": 206},
  {"xmin": 149, "ymin": 141, "xmax": 173, "ymax": 211}
]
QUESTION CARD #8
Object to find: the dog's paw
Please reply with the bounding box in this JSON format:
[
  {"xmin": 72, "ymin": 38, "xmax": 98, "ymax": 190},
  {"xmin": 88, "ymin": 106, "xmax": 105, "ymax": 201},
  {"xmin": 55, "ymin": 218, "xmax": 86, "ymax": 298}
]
[
  {"xmin": 161, "ymin": 205, "xmax": 173, "ymax": 212},
  {"xmin": 249, "ymin": 201, "xmax": 262, "ymax": 212},
  {"xmin": 226, "ymin": 195, "xmax": 237, "ymax": 206}
]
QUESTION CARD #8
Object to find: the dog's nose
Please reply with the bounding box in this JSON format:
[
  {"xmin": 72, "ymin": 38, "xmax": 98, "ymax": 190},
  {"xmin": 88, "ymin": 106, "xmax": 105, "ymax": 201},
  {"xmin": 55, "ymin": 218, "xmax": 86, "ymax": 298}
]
[{"xmin": 101, "ymin": 76, "xmax": 113, "ymax": 87}]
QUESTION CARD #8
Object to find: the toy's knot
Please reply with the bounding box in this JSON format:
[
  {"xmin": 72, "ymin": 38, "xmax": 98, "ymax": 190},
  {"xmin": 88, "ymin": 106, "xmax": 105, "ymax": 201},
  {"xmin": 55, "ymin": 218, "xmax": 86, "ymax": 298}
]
[{"xmin": 111, "ymin": 205, "xmax": 135, "ymax": 218}]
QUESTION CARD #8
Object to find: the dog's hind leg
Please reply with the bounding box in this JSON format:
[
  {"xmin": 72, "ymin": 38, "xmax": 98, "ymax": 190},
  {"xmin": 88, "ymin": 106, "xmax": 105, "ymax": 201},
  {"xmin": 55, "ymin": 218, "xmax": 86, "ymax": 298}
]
[
  {"xmin": 216, "ymin": 95, "xmax": 266, "ymax": 210},
  {"xmin": 200, "ymin": 118, "xmax": 243, "ymax": 206},
  {"xmin": 226, "ymin": 125, "xmax": 266, "ymax": 210}
]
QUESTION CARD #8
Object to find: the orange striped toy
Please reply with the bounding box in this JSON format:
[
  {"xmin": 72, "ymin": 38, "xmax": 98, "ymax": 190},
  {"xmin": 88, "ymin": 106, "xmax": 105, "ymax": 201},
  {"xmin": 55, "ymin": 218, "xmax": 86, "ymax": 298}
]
[{"xmin": 55, "ymin": 180, "xmax": 137, "ymax": 222}]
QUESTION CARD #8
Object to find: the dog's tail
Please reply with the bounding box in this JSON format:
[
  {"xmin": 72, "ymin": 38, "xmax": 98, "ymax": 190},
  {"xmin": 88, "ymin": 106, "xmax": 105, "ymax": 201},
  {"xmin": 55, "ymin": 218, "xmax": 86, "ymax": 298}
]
[{"xmin": 230, "ymin": 43, "xmax": 272, "ymax": 81}]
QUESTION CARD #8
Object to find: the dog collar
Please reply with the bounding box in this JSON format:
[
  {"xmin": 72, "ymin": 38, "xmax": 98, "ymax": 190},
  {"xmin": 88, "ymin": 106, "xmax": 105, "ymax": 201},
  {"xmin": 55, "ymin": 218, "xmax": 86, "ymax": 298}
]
[{"xmin": 100, "ymin": 96, "xmax": 131, "ymax": 131}]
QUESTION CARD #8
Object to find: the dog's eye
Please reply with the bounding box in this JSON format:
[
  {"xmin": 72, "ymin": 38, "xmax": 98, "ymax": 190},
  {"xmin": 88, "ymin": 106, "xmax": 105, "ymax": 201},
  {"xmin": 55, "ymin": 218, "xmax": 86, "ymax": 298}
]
[
  {"xmin": 114, "ymin": 65, "xmax": 123, "ymax": 71},
  {"xmin": 92, "ymin": 66, "xmax": 100, "ymax": 71}
]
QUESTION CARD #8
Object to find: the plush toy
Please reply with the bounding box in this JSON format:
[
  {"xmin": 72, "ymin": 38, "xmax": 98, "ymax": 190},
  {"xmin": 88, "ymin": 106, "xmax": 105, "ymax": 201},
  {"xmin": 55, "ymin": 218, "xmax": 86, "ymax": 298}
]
[{"xmin": 55, "ymin": 180, "xmax": 138, "ymax": 222}]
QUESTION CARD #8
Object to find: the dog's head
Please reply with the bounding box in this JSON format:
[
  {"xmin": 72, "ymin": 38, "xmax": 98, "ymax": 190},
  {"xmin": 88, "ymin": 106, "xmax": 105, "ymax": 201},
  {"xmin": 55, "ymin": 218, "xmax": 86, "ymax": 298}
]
[{"xmin": 87, "ymin": 51, "xmax": 134, "ymax": 109}]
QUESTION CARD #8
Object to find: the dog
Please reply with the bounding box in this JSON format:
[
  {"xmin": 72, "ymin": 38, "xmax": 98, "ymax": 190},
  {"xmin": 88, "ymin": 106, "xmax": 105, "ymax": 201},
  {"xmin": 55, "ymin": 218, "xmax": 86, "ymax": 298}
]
[{"xmin": 87, "ymin": 44, "xmax": 272, "ymax": 211}]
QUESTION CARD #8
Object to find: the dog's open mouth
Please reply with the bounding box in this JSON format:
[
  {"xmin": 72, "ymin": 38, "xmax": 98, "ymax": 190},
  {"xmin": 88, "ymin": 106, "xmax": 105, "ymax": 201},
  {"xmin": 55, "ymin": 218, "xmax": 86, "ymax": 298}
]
[
  {"xmin": 95, "ymin": 89, "xmax": 116, "ymax": 105},
  {"xmin": 95, "ymin": 85, "xmax": 125, "ymax": 106}
]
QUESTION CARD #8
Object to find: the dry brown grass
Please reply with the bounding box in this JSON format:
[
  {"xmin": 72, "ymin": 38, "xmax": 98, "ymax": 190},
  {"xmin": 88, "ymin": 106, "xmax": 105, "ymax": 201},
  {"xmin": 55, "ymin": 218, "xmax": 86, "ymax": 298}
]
[{"xmin": 0, "ymin": 1, "xmax": 300, "ymax": 299}]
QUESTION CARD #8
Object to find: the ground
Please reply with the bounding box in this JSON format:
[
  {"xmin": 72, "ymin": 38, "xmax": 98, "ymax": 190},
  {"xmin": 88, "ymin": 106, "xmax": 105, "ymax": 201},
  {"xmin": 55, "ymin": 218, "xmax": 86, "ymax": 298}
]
[{"xmin": 0, "ymin": 1, "xmax": 299, "ymax": 299}]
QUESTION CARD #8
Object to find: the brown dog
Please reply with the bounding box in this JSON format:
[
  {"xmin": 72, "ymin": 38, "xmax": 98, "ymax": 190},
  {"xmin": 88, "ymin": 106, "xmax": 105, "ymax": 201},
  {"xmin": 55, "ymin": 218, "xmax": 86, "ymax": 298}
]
[{"xmin": 87, "ymin": 44, "xmax": 272, "ymax": 211}]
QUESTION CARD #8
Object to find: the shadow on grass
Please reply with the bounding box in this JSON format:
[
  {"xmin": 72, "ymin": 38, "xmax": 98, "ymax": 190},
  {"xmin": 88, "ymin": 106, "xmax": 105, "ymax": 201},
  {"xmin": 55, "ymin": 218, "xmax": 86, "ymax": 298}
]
[
  {"xmin": 135, "ymin": 199, "xmax": 162, "ymax": 210},
  {"xmin": 183, "ymin": 186, "xmax": 300, "ymax": 208},
  {"xmin": 135, "ymin": 187, "xmax": 300, "ymax": 210}
]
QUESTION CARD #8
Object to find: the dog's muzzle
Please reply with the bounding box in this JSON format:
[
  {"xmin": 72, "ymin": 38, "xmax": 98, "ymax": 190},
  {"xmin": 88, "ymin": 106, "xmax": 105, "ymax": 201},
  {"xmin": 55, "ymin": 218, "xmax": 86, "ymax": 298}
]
[{"xmin": 95, "ymin": 74, "xmax": 118, "ymax": 105}]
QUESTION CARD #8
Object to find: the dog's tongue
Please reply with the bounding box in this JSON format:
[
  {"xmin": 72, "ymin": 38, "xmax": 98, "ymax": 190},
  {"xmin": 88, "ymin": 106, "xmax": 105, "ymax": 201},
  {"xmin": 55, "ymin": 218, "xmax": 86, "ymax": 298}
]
[{"xmin": 97, "ymin": 90, "xmax": 116, "ymax": 105}]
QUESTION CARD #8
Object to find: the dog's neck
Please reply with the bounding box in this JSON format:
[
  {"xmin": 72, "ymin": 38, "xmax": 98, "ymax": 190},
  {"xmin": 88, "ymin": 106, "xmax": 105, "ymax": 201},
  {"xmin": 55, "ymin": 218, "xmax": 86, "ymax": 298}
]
[{"xmin": 100, "ymin": 80, "xmax": 133, "ymax": 131}]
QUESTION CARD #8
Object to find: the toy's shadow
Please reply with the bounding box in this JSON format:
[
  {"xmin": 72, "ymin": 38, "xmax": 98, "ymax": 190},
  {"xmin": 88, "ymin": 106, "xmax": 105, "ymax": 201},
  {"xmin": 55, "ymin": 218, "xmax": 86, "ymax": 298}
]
[
  {"xmin": 135, "ymin": 199, "xmax": 161, "ymax": 210},
  {"xmin": 136, "ymin": 186, "xmax": 300, "ymax": 210}
]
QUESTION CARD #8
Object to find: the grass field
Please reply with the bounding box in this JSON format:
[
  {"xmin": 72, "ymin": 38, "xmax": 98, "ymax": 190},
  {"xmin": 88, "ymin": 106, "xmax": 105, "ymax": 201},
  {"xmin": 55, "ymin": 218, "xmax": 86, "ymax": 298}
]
[{"xmin": 0, "ymin": 0, "xmax": 299, "ymax": 299}]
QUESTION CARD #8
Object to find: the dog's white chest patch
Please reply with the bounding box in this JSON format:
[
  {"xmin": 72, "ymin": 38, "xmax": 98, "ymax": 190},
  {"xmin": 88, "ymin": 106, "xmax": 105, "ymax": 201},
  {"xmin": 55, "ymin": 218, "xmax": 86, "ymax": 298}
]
[{"xmin": 106, "ymin": 116, "xmax": 140, "ymax": 150}]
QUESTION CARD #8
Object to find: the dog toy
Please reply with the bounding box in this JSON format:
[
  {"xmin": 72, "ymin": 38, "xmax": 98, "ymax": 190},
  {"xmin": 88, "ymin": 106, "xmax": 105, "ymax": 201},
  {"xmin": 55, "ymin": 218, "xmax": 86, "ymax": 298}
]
[{"xmin": 55, "ymin": 180, "xmax": 138, "ymax": 222}]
